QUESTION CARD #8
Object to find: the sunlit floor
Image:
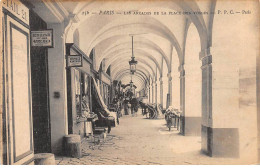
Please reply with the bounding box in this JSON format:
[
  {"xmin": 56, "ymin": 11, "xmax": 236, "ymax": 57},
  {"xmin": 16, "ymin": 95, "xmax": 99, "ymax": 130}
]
[{"xmin": 56, "ymin": 110, "xmax": 240, "ymax": 165}]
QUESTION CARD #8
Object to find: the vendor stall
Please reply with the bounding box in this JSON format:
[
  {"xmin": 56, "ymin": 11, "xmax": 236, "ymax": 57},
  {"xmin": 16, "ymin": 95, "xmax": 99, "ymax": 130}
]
[{"xmin": 66, "ymin": 43, "xmax": 94, "ymax": 138}]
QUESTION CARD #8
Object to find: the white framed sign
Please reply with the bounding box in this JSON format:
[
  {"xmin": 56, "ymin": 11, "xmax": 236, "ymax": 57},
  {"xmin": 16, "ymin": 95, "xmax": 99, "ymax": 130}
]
[
  {"xmin": 31, "ymin": 30, "xmax": 53, "ymax": 47},
  {"xmin": 67, "ymin": 55, "xmax": 83, "ymax": 67}
]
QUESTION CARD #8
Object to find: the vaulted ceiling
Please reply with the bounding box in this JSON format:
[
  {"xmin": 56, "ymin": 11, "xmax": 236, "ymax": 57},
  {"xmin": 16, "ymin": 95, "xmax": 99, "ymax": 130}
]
[{"xmin": 31, "ymin": 0, "xmax": 209, "ymax": 92}]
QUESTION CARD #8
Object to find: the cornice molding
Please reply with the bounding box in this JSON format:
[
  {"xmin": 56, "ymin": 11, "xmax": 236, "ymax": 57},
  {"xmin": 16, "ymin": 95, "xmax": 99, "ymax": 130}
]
[
  {"xmin": 42, "ymin": 0, "xmax": 64, "ymax": 22},
  {"xmin": 56, "ymin": 1, "xmax": 69, "ymax": 17}
]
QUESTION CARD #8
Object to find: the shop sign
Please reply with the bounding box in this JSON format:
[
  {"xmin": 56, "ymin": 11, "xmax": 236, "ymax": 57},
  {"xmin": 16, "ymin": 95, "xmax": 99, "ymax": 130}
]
[
  {"xmin": 2, "ymin": 0, "xmax": 29, "ymax": 25},
  {"xmin": 67, "ymin": 55, "xmax": 83, "ymax": 67},
  {"xmin": 31, "ymin": 30, "xmax": 53, "ymax": 47}
]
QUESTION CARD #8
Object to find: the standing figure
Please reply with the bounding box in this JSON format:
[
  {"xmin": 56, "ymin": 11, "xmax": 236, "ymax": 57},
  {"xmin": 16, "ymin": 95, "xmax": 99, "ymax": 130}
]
[
  {"xmin": 123, "ymin": 99, "xmax": 129, "ymax": 115},
  {"xmin": 130, "ymin": 97, "xmax": 138, "ymax": 117}
]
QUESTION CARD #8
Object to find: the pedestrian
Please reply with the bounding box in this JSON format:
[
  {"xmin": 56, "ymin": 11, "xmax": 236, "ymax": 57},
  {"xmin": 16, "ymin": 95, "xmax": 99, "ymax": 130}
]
[
  {"xmin": 130, "ymin": 97, "xmax": 138, "ymax": 117},
  {"xmin": 123, "ymin": 99, "xmax": 129, "ymax": 115}
]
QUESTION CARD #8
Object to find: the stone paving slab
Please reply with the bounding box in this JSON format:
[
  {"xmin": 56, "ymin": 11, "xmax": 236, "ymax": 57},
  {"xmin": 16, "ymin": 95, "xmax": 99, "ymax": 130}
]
[{"xmin": 56, "ymin": 111, "xmax": 241, "ymax": 165}]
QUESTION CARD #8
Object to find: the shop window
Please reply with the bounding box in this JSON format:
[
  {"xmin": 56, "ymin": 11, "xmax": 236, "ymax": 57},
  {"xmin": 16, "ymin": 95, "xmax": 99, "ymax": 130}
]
[
  {"xmin": 75, "ymin": 69, "xmax": 91, "ymax": 117},
  {"xmin": 81, "ymin": 73, "xmax": 91, "ymax": 115},
  {"xmin": 75, "ymin": 69, "xmax": 81, "ymax": 116}
]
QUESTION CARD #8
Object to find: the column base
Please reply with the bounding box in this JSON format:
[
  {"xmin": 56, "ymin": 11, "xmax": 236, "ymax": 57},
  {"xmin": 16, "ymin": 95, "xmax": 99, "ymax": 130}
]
[
  {"xmin": 180, "ymin": 116, "xmax": 201, "ymax": 136},
  {"xmin": 201, "ymin": 125, "xmax": 239, "ymax": 158}
]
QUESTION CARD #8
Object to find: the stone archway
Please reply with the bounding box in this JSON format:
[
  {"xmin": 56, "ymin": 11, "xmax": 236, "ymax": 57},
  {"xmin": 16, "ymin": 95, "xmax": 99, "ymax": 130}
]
[{"xmin": 182, "ymin": 23, "xmax": 201, "ymax": 136}]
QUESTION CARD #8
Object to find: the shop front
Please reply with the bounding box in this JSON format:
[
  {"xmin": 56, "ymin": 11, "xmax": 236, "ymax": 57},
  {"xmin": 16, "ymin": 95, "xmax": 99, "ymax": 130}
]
[
  {"xmin": 100, "ymin": 72, "xmax": 112, "ymax": 106},
  {"xmin": 66, "ymin": 43, "xmax": 93, "ymax": 138}
]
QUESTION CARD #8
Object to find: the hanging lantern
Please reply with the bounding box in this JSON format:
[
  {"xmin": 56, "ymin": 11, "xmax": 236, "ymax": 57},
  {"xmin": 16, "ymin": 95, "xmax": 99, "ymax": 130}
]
[
  {"xmin": 129, "ymin": 35, "xmax": 138, "ymax": 74},
  {"xmin": 129, "ymin": 57, "xmax": 137, "ymax": 74}
]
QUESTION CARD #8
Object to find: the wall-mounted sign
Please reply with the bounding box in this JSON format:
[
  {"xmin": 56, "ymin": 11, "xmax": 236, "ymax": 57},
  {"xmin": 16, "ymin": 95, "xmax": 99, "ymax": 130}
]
[
  {"xmin": 31, "ymin": 30, "xmax": 53, "ymax": 47},
  {"xmin": 67, "ymin": 55, "xmax": 83, "ymax": 67},
  {"xmin": 2, "ymin": 0, "xmax": 29, "ymax": 25}
]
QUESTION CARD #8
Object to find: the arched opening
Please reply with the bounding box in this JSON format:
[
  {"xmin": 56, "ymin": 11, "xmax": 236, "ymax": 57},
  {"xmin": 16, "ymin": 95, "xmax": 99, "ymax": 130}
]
[{"xmin": 183, "ymin": 23, "xmax": 201, "ymax": 136}]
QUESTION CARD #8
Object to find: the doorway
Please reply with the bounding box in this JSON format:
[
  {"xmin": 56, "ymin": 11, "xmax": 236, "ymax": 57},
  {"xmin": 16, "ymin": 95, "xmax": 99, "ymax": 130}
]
[{"xmin": 2, "ymin": 11, "xmax": 34, "ymax": 164}]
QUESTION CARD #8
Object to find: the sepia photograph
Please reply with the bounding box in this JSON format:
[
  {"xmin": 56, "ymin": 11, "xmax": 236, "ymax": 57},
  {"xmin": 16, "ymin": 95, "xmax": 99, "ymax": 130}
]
[{"xmin": 0, "ymin": 0, "xmax": 259, "ymax": 165}]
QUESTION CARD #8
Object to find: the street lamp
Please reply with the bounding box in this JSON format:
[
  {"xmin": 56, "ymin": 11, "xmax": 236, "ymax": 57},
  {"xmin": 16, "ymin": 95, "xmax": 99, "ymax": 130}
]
[{"xmin": 129, "ymin": 35, "xmax": 138, "ymax": 74}]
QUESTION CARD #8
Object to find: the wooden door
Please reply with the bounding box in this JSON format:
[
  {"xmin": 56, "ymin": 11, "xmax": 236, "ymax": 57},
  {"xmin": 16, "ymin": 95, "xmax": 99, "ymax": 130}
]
[{"xmin": 3, "ymin": 14, "xmax": 34, "ymax": 165}]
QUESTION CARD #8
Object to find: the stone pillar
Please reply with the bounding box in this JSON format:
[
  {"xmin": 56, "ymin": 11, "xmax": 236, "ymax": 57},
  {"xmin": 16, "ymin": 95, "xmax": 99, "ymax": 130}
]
[
  {"xmin": 201, "ymin": 47, "xmax": 241, "ymax": 158},
  {"xmin": 148, "ymin": 86, "xmax": 151, "ymax": 103},
  {"xmin": 200, "ymin": 49, "xmax": 212, "ymax": 155},
  {"xmin": 155, "ymin": 82, "xmax": 157, "ymax": 104},
  {"xmin": 47, "ymin": 23, "xmax": 68, "ymax": 154},
  {"xmin": 179, "ymin": 65, "xmax": 185, "ymax": 135},
  {"xmin": 184, "ymin": 57, "xmax": 202, "ymax": 136},
  {"xmin": 157, "ymin": 79, "xmax": 161, "ymax": 105},
  {"xmin": 151, "ymin": 82, "xmax": 154, "ymax": 104},
  {"xmin": 172, "ymin": 72, "xmax": 180, "ymax": 109},
  {"xmin": 180, "ymin": 62, "xmax": 201, "ymax": 136},
  {"xmin": 208, "ymin": 1, "xmax": 258, "ymax": 161},
  {"xmin": 153, "ymin": 82, "xmax": 156, "ymax": 104},
  {"xmin": 161, "ymin": 77, "xmax": 168, "ymax": 109},
  {"xmin": 160, "ymin": 78, "xmax": 163, "ymax": 108},
  {"xmin": 149, "ymin": 86, "xmax": 151, "ymax": 103},
  {"xmin": 168, "ymin": 73, "xmax": 172, "ymax": 107}
]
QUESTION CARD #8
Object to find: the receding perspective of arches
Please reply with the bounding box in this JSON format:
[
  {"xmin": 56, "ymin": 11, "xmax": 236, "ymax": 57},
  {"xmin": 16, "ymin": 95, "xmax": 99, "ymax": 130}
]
[{"xmin": 0, "ymin": 0, "xmax": 259, "ymax": 165}]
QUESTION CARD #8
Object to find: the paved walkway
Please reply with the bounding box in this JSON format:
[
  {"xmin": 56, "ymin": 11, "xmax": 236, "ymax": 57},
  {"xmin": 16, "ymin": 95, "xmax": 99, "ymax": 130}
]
[{"xmin": 56, "ymin": 111, "xmax": 240, "ymax": 165}]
